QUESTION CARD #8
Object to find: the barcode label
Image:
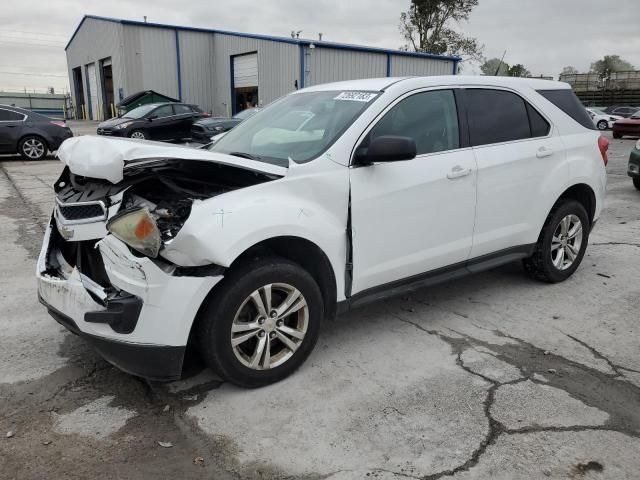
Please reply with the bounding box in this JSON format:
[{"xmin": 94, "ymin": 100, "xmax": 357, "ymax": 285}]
[{"xmin": 334, "ymin": 91, "xmax": 378, "ymax": 102}]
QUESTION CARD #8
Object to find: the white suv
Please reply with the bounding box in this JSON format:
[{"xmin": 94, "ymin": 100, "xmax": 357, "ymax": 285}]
[{"xmin": 37, "ymin": 76, "xmax": 607, "ymax": 387}]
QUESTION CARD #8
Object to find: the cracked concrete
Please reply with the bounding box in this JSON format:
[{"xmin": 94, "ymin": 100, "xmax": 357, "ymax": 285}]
[
  {"xmin": 1, "ymin": 131, "xmax": 640, "ymax": 479},
  {"xmin": 492, "ymin": 380, "xmax": 609, "ymax": 429}
]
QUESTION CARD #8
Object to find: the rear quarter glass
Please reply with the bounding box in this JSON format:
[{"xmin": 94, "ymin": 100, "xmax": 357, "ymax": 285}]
[{"xmin": 537, "ymin": 89, "xmax": 596, "ymax": 130}]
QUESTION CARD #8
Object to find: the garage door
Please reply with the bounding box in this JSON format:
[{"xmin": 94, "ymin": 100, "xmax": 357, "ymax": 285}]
[
  {"xmin": 86, "ymin": 63, "xmax": 100, "ymax": 120},
  {"xmin": 233, "ymin": 53, "xmax": 258, "ymax": 88}
]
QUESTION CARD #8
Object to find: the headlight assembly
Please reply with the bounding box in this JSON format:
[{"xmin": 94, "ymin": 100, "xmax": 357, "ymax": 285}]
[
  {"xmin": 106, "ymin": 208, "xmax": 162, "ymax": 257},
  {"xmin": 115, "ymin": 121, "xmax": 133, "ymax": 130}
]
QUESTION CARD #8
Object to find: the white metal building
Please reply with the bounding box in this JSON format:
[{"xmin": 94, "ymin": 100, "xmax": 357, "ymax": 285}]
[{"xmin": 65, "ymin": 15, "xmax": 460, "ymax": 121}]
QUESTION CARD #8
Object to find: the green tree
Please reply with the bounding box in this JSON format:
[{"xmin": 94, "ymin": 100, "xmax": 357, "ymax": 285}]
[
  {"xmin": 507, "ymin": 64, "xmax": 531, "ymax": 78},
  {"xmin": 560, "ymin": 66, "xmax": 578, "ymax": 75},
  {"xmin": 590, "ymin": 55, "xmax": 634, "ymax": 79},
  {"xmin": 480, "ymin": 57, "xmax": 509, "ymax": 76},
  {"xmin": 399, "ymin": 0, "xmax": 484, "ymax": 62}
]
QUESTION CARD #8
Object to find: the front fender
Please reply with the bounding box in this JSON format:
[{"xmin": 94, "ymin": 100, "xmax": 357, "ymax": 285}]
[{"xmin": 161, "ymin": 161, "xmax": 350, "ymax": 298}]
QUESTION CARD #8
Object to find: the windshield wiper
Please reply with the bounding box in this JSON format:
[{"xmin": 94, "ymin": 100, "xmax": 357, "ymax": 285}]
[{"xmin": 229, "ymin": 151, "xmax": 261, "ymax": 160}]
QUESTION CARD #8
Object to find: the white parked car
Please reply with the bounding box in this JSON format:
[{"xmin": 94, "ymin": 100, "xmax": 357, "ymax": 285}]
[
  {"xmin": 586, "ymin": 107, "xmax": 623, "ymax": 130},
  {"xmin": 38, "ymin": 76, "xmax": 607, "ymax": 387}
]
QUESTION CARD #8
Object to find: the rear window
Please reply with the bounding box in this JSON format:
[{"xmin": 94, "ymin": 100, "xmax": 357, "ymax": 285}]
[
  {"xmin": 174, "ymin": 104, "xmax": 193, "ymax": 114},
  {"xmin": 465, "ymin": 89, "xmax": 532, "ymax": 146},
  {"xmin": 0, "ymin": 109, "xmax": 25, "ymax": 121},
  {"xmin": 537, "ymin": 89, "xmax": 595, "ymax": 130}
]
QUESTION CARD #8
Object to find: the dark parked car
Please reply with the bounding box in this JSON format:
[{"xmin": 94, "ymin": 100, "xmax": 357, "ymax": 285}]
[
  {"xmin": 612, "ymin": 112, "xmax": 640, "ymax": 139},
  {"xmin": 190, "ymin": 107, "xmax": 261, "ymax": 143},
  {"xmin": 604, "ymin": 105, "xmax": 639, "ymax": 118},
  {"xmin": 97, "ymin": 103, "xmax": 207, "ymax": 141},
  {"xmin": 628, "ymin": 139, "xmax": 640, "ymax": 190},
  {"xmin": 0, "ymin": 104, "xmax": 73, "ymax": 160}
]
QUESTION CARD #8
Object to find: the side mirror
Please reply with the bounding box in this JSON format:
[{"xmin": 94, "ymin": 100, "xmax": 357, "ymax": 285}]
[
  {"xmin": 147, "ymin": 115, "xmax": 157, "ymax": 121},
  {"xmin": 355, "ymin": 135, "xmax": 417, "ymax": 165}
]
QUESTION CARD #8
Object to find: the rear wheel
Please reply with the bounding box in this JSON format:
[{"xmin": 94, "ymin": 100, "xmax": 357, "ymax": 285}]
[
  {"xmin": 633, "ymin": 178, "xmax": 640, "ymax": 191},
  {"xmin": 19, "ymin": 136, "xmax": 47, "ymax": 160},
  {"xmin": 129, "ymin": 130, "xmax": 146, "ymax": 140},
  {"xmin": 196, "ymin": 256, "xmax": 323, "ymax": 388},
  {"xmin": 523, "ymin": 200, "xmax": 589, "ymax": 283},
  {"xmin": 596, "ymin": 120, "xmax": 608, "ymax": 130}
]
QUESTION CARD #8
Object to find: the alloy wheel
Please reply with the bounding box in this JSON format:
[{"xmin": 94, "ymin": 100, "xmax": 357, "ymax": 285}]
[
  {"xmin": 551, "ymin": 214, "xmax": 583, "ymax": 271},
  {"xmin": 230, "ymin": 283, "xmax": 309, "ymax": 370},
  {"xmin": 22, "ymin": 138, "xmax": 45, "ymax": 159},
  {"xmin": 130, "ymin": 131, "xmax": 146, "ymax": 139}
]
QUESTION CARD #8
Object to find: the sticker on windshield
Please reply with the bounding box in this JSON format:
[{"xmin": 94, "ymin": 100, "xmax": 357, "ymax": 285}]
[{"xmin": 334, "ymin": 91, "xmax": 378, "ymax": 102}]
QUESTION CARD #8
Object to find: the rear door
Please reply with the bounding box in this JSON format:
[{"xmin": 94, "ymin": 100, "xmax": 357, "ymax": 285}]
[
  {"xmin": 463, "ymin": 88, "xmax": 567, "ymax": 258},
  {"xmin": 0, "ymin": 108, "xmax": 25, "ymax": 153},
  {"xmin": 350, "ymin": 88, "xmax": 477, "ymax": 294},
  {"xmin": 173, "ymin": 104, "xmax": 196, "ymax": 138}
]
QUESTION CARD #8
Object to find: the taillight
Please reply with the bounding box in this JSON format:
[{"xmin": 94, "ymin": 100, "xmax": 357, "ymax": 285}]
[
  {"xmin": 50, "ymin": 120, "xmax": 66, "ymax": 128},
  {"xmin": 598, "ymin": 136, "xmax": 609, "ymax": 167},
  {"xmin": 201, "ymin": 112, "xmax": 211, "ymax": 117}
]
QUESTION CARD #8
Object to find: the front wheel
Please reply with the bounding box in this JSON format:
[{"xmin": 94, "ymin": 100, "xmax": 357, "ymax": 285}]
[
  {"xmin": 523, "ymin": 200, "xmax": 590, "ymax": 283},
  {"xmin": 633, "ymin": 178, "xmax": 640, "ymax": 191},
  {"xmin": 128, "ymin": 130, "xmax": 146, "ymax": 140},
  {"xmin": 597, "ymin": 120, "xmax": 608, "ymax": 131},
  {"xmin": 196, "ymin": 257, "xmax": 323, "ymax": 388}
]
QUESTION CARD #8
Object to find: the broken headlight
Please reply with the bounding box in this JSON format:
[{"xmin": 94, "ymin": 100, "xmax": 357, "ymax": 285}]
[{"xmin": 106, "ymin": 207, "xmax": 162, "ymax": 257}]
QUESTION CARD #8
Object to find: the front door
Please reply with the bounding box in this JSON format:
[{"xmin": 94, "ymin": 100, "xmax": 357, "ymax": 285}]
[{"xmin": 350, "ymin": 89, "xmax": 477, "ymax": 295}]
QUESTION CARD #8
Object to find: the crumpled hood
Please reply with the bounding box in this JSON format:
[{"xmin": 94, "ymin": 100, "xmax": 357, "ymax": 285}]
[{"xmin": 57, "ymin": 136, "xmax": 287, "ymax": 184}]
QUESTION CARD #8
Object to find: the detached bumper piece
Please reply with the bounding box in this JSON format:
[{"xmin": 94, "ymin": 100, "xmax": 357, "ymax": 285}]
[
  {"xmin": 85, "ymin": 294, "xmax": 143, "ymax": 334},
  {"xmin": 41, "ymin": 298, "xmax": 184, "ymax": 381}
]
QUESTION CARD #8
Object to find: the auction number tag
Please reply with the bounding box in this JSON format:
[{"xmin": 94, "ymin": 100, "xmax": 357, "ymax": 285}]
[{"xmin": 334, "ymin": 91, "xmax": 378, "ymax": 102}]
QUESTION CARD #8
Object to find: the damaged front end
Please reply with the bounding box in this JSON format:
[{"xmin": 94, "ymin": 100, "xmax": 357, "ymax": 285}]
[{"xmin": 38, "ymin": 138, "xmax": 284, "ymax": 380}]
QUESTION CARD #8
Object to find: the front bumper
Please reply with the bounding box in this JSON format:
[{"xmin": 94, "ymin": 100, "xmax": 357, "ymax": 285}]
[
  {"xmin": 37, "ymin": 220, "xmax": 223, "ymax": 380},
  {"xmin": 628, "ymin": 149, "xmax": 640, "ymax": 179},
  {"xmin": 190, "ymin": 130, "xmax": 215, "ymax": 143},
  {"xmin": 97, "ymin": 128, "xmax": 126, "ymax": 137}
]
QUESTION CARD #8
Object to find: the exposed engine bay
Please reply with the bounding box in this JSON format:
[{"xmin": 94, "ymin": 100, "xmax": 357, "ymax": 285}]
[{"xmin": 54, "ymin": 158, "xmax": 279, "ymax": 244}]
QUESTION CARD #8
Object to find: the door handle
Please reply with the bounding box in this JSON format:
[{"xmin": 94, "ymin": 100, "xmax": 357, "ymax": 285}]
[
  {"xmin": 536, "ymin": 146, "xmax": 554, "ymax": 158},
  {"xmin": 447, "ymin": 165, "xmax": 471, "ymax": 179}
]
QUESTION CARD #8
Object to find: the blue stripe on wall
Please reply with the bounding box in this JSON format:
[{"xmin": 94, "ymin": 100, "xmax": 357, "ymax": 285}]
[{"xmin": 175, "ymin": 30, "xmax": 182, "ymax": 100}]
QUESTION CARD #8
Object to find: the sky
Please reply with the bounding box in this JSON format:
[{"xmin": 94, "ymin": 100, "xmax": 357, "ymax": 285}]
[{"xmin": 1, "ymin": 0, "xmax": 639, "ymax": 93}]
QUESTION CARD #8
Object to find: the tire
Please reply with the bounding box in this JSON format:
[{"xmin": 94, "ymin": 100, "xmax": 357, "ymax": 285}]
[
  {"xmin": 128, "ymin": 130, "xmax": 146, "ymax": 140},
  {"xmin": 196, "ymin": 256, "xmax": 323, "ymax": 388},
  {"xmin": 18, "ymin": 136, "xmax": 47, "ymax": 160},
  {"xmin": 634, "ymin": 178, "xmax": 640, "ymax": 191},
  {"xmin": 597, "ymin": 120, "xmax": 608, "ymax": 131},
  {"xmin": 613, "ymin": 132, "xmax": 622, "ymax": 139},
  {"xmin": 523, "ymin": 200, "xmax": 590, "ymax": 283}
]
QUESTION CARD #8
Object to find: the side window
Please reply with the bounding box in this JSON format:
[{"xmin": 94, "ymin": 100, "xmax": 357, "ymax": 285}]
[
  {"xmin": 152, "ymin": 105, "xmax": 174, "ymax": 118},
  {"xmin": 466, "ymin": 89, "xmax": 531, "ymax": 146},
  {"xmin": 174, "ymin": 104, "xmax": 192, "ymax": 115},
  {"xmin": 368, "ymin": 89, "xmax": 460, "ymax": 156},
  {"xmin": 0, "ymin": 109, "xmax": 24, "ymax": 121},
  {"xmin": 526, "ymin": 103, "xmax": 550, "ymax": 137}
]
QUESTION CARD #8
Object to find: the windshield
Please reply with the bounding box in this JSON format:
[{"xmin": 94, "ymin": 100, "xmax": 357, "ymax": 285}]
[
  {"xmin": 123, "ymin": 104, "xmax": 158, "ymax": 119},
  {"xmin": 209, "ymin": 91, "xmax": 379, "ymax": 166}
]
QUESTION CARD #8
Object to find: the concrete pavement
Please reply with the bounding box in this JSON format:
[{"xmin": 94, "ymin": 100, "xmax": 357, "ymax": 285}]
[{"xmin": 1, "ymin": 132, "xmax": 639, "ymax": 479}]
